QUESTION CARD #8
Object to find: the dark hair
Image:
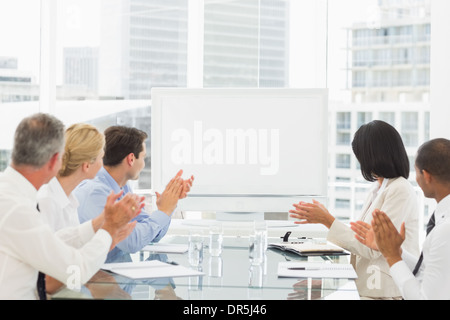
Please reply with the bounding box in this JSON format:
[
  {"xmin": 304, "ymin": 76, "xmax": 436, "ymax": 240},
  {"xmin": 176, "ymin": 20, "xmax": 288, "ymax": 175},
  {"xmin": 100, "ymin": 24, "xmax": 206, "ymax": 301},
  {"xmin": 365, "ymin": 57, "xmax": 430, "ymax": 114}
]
[
  {"xmin": 103, "ymin": 126, "xmax": 148, "ymax": 167},
  {"xmin": 415, "ymin": 138, "xmax": 450, "ymax": 184},
  {"xmin": 351, "ymin": 120, "xmax": 409, "ymax": 182}
]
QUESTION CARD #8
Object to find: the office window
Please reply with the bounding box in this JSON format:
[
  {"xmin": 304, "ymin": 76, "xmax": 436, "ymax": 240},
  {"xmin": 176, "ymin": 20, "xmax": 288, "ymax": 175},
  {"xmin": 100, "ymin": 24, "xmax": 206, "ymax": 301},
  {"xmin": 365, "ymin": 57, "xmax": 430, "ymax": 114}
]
[
  {"xmin": 378, "ymin": 112, "xmax": 395, "ymax": 126},
  {"xmin": 328, "ymin": 0, "xmax": 430, "ymax": 221},
  {"xmin": 357, "ymin": 112, "xmax": 372, "ymax": 128},
  {"xmin": 424, "ymin": 111, "xmax": 430, "ymax": 141},
  {"xmin": 335, "ymin": 199, "xmax": 350, "ymax": 210},
  {"xmin": 353, "ymin": 50, "xmax": 369, "ymax": 67},
  {"xmin": 0, "ymin": 150, "xmax": 11, "ymax": 171},
  {"xmin": 336, "ymin": 112, "xmax": 352, "ymax": 145},
  {"xmin": 352, "ymin": 71, "xmax": 366, "ymax": 87},
  {"xmin": 0, "ymin": 0, "xmax": 40, "ymax": 171},
  {"xmin": 203, "ymin": 0, "xmax": 289, "ymax": 87},
  {"xmin": 336, "ymin": 154, "xmax": 351, "ymax": 169},
  {"xmin": 49, "ymin": 0, "xmax": 328, "ymax": 191},
  {"xmin": 336, "ymin": 132, "xmax": 351, "ymax": 145},
  {"xmin": 401, "ymin": 112, "xmax": 419, "ymax": 147},
  {"xmin": 54, "ymin": 0, "xmax": 189, "ymax": 189},
  {"xmin": 373, "ymin": 48, "xmax": 391, "ymax": 66},
  {"xmin": 336, "ymin": 112, "xmax": 351, "ymax": 129},
  {"xmin": 2, "ymin": 0, "xmax": 432, "ymax": 223}
]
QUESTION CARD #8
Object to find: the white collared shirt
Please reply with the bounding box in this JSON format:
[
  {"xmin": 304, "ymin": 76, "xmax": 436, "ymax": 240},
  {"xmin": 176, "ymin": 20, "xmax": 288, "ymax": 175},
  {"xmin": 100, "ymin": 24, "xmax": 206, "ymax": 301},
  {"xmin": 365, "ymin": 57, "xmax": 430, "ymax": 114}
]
[
  {"xmin": 37, "ymin": 177, "xmax": 80, "ymax": 231},
  {"xmin": 0, "ymin": 167, "xmax": 112, "ymax": 299},
  {"xmin": 390, "ymin": 194, "xmax": 450, "ymax": 300}
]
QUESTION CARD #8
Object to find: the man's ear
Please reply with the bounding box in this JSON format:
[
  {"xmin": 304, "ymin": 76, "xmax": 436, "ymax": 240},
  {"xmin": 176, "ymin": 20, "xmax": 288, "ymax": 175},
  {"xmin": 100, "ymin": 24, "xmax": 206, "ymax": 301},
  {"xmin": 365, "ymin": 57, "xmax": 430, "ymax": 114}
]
[
  {"xmin": 126, "ymin": 153, "xmax": 135, "ymax": 166},
  {"xmin": 48, "ymin": 153, "xmax": 61, "ymax": 171},
  {"xmin": 422, "ymin": 169, "xmax": 433, "ymax": 184}
]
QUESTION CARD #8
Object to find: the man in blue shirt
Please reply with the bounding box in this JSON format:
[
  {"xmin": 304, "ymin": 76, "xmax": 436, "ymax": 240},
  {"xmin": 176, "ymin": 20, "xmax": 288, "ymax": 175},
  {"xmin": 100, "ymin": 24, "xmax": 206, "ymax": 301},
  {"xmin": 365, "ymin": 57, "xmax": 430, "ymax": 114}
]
[{"xmin": 75, "ymin": 125, "xmax": 193, "ymax": 262}]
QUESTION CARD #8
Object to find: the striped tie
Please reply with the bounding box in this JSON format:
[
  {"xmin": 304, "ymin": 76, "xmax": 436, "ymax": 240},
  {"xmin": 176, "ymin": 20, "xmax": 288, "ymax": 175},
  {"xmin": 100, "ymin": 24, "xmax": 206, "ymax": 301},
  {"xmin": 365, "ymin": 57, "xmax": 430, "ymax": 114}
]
[{"xmin": 412, "ymin": 212, "xmax": 436, "ymax": 276}]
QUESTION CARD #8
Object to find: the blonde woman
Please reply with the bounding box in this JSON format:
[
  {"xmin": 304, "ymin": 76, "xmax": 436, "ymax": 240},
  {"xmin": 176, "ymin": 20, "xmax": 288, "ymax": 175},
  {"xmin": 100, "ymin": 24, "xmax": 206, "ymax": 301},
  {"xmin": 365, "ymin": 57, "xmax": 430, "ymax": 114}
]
[
  {"xmin": 38, "ymin": 123, "xmax": 109, "ymax": 232},
  {"xmin": 38, "ymin": 123, "xmax": 144, "ymax": 242},
  {"xmin": 37, "ymin": 123, "xmax": 145, "ymax": 296}
]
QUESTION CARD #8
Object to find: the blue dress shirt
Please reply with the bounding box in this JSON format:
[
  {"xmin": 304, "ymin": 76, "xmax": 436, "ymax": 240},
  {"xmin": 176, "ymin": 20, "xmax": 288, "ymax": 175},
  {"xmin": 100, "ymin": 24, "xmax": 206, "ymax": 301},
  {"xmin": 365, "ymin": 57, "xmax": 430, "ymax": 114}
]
[{"xmin": 74, "ymin": 167, "xmax": 171, "ymax": 262}]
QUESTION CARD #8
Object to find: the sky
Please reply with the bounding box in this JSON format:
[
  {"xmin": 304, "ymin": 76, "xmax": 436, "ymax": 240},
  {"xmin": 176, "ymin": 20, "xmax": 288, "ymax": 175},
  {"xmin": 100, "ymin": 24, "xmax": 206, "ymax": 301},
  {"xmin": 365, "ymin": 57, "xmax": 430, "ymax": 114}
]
[
  {"xmin": 0, "ymin": 0, "xmax": 376, "ymax": 87},
  {"xmin": 0, "ymin": 0, "xmax": 101, "ymax": 79}
]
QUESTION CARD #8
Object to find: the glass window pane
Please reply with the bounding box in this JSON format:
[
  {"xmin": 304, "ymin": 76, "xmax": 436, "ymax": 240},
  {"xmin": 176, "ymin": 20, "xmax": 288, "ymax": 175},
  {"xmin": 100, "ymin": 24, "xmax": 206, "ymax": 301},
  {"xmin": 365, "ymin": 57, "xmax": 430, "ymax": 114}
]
[
  {"xmin": 0, "ymin": 1, "xmax": 41, "ymax": 171},
  {"xmin": 378, "ymin": 112, "xmax": 395, "ymax": 126},
  {"xmin": 55, "ymin": 0, "xmax": 189, "ymax": 189},
  {"xmin": 203, "ymin": 0, "xmax": 289, "ymax": 87},
  {"xmin": 57, "ymin": 0, "xmax": 188, "ymax": 101},
  {"xmin": 33, "ymin": 0, "xmax": 431, "ymax": 224},
  {"xmin": 336, "ymin": 154, "xmax": 351, "ymax": 169},
  {"xmin": 328, "ymin": 0, "xmax": 430, "ymax": 220}
]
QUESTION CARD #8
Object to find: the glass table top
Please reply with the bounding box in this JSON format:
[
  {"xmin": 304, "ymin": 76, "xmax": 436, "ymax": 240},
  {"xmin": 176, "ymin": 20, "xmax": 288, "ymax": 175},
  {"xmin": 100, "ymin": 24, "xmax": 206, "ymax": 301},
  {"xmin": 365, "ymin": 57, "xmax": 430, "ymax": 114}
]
[{"xmin": 52, "ymin": 236, "xmax": 359, "ymax": 301}]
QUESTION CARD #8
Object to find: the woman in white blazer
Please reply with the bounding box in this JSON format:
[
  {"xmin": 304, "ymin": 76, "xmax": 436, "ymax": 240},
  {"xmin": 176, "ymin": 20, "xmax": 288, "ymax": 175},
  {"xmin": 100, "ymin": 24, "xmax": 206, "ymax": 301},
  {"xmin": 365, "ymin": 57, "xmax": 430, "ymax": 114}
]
[{"xmin": 289, "ymin": 120, "xmax": 420, "ymax": 299}]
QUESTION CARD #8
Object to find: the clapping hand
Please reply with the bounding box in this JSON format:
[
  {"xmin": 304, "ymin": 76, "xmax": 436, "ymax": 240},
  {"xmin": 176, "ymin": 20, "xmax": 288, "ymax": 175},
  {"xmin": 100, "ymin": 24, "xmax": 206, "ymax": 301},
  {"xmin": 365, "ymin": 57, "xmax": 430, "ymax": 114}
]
[
  {"xmin": 350, "ymin": 220, "xmax": 378, "ymax": 250},
  {"xmin": 289, "ymin": 200, "xmax": 335, "ymax": 229},
  {"xmin": 102, "ymin": 191, "xmax": 144, "ymax": 241},
  {"xmin": 178, "ymin": 170, "xmax": 194, "ymax": 199},
  {"xmin": 371, "ymin": 210, "xmax": 405, "ymax": 266},
  {"xmin": 351, "ymin": 209, "xmax": 405, "ymax": 267}
]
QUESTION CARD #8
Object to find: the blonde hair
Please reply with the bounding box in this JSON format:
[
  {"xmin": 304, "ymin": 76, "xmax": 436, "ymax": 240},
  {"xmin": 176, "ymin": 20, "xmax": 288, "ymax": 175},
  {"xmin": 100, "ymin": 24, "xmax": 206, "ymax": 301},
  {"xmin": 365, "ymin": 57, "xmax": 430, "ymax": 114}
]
[{"xmin": 59, "ymin": 123, "xmax": 105, "ymax": 177}]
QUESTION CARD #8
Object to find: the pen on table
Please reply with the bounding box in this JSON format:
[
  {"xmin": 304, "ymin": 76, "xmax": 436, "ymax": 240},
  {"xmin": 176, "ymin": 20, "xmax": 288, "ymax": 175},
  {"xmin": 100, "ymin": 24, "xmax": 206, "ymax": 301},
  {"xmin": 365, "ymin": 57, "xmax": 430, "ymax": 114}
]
[
  {"xmin": 167, "ymin": 260, "xmax": 179, "ymax": 266},
  {"xmin": 287, "ymin": 267, "xmax": 320, "ymax": 270}
]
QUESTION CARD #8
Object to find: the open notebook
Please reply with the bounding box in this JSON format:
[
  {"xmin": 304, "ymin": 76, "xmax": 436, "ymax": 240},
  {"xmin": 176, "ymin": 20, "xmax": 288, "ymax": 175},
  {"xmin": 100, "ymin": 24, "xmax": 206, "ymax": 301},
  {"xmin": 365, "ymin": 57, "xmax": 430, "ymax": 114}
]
[{"xmin": 268, "ymin": 241, "xmax": 348, "ymax": 256}]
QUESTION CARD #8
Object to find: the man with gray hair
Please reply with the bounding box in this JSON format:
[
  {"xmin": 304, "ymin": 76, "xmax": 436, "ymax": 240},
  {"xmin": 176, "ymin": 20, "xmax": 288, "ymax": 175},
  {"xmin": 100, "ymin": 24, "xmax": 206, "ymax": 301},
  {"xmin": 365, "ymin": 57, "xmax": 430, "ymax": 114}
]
[{"xmin": 0, "ymin": 113, "xmax": 144, "ymax": 300}]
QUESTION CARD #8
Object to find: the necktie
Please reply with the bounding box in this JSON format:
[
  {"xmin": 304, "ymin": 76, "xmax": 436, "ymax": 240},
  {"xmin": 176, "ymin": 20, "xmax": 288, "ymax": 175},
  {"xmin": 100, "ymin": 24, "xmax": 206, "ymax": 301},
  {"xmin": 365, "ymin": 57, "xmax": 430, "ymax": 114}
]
[
  {"xmin": 36, "ymin": 204, "xmax": 47, "ymax": 300},
  {"xmin": 412, "ymin": 212, "xmax": 436, "ymax": 276}
]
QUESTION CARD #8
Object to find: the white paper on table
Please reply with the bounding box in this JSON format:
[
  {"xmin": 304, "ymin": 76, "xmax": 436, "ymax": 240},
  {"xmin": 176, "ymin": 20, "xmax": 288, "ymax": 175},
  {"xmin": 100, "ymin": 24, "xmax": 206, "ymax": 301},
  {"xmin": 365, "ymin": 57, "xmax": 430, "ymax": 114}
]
[
  {"xmin": 102, "ymin": 260, "xmax": 203, "ymax": 279},
  {"xmin": 277, "ymin": 262, "xmax": 357, "ymax": 279},
  {"xmin": 142, "ymin": 243, "xmax": 188, "ymax": 253},
  {"xmin": 324, "ymin": 281, "xmax": 360, "ymax": 300}
]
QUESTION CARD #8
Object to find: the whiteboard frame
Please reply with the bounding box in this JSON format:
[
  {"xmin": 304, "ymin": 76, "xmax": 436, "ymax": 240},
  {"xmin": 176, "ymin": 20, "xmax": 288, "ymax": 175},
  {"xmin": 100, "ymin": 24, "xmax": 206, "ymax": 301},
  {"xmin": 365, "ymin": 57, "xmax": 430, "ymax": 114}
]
[{"xmin": 151, "ymin": 88, "xmax": 328, "ymax": 212}]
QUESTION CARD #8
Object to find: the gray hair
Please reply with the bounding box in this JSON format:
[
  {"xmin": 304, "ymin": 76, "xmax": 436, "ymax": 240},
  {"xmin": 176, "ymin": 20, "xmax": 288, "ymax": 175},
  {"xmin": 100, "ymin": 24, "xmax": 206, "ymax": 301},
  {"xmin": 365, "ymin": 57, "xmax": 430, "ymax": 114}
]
[{"xmin": 11, "ymin": 113, "xmax": 65, "ymax": 168}]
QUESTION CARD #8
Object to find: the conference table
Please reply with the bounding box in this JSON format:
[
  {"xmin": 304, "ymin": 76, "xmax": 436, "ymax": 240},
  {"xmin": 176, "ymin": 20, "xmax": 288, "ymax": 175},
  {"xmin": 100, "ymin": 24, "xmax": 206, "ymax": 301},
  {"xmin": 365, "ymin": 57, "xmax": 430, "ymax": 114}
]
[{"xmin": 52, "ymin": 232, "xmax": 360, "ymax": 301}]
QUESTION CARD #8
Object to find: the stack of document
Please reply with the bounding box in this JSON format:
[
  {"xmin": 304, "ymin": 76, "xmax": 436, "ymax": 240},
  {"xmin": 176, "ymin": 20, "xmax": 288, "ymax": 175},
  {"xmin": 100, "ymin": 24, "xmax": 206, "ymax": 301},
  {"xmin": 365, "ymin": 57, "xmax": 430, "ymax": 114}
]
[
  {"xmin": 277, "ymin": 262, "xmax": 357, "ymax": 279},
  {"xmin": 268, "ymin": 241, "xmax": 348, "ymax": 256},
  {"xmin": 102, "ymin": 260, "xmax": 204, "ymax": 280}
]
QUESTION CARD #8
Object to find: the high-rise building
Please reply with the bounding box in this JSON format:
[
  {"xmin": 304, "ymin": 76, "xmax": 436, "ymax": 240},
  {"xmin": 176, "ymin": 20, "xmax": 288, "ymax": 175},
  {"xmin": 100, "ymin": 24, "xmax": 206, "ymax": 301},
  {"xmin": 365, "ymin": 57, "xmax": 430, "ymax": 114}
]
[
  {"xmin": 99, "ymin": 0, "xmax": 188, "ymax": 100},
  {"xmin": 328, "ymin": 0, "xmax": 431, "ymax": 227},
  {"xmin": 63, "ymin": 47, "xmax": 99, "ymax": 95},
  {"xmin": 203, "ymin": 0, "xmax": 289, "ymax": 87},
  {"xmin": 95, "ymin": 0, "xmax": 290, "ymax": 190},
  {"xmin": 348, "ymin": 0, "xmax": 430, "ymax": 103},
  {"xmin": 98, "ymin": 0, "xmax": 289, "ymax": 98},
  {"xmin": 0, "ymin": 57, "xmax": 38, "ymax": 103}
]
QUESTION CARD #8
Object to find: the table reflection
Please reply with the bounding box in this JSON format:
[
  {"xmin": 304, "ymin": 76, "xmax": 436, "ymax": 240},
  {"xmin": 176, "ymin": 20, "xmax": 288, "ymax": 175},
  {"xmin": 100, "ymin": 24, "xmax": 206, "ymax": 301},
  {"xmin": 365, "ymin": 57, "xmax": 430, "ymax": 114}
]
[{"xmin": 52, "ymin": 237, "xmax": 359, "ymax": 300}]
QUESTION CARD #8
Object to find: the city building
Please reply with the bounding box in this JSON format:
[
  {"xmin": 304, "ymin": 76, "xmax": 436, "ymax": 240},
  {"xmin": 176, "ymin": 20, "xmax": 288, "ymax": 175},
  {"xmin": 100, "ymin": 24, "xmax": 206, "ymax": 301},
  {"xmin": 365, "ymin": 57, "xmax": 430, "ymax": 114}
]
[
  {"xmin": 98, "ymin": 0, "xmax": 189, "ymax": 100},
  {"xmin": 0, "ymin": 57, "xmax": 39, "ymax": 103},
  {"xmin": 328, "ymin": 0, "xmax": 432, "ymax": 233},
  {"xmin": 63, "ymin": 47, "xmax": 99, "ymax": 95},
  {"xmin": 203, "ymin": 0, "xmax": 289, "ymax": 87}
]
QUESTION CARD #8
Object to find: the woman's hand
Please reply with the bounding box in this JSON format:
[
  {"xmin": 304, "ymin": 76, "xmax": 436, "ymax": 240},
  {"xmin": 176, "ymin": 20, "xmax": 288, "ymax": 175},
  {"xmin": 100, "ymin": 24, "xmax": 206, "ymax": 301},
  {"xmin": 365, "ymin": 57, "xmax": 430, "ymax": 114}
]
[
  {"xmin": 289, "ymin": 199, "xmax": 335, "ymax": 229},
  {"xmin": 350, "ymin": 220, "xmax": 378, "ymax": 250}
]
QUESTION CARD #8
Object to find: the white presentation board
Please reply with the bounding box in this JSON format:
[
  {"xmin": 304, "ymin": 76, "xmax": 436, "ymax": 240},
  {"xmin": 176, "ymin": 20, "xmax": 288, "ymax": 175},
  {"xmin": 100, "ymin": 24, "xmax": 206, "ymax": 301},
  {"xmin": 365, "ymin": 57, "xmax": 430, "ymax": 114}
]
[{"xmin": 151, "ymin": 88, "xmax": 328, "ymax": 212}]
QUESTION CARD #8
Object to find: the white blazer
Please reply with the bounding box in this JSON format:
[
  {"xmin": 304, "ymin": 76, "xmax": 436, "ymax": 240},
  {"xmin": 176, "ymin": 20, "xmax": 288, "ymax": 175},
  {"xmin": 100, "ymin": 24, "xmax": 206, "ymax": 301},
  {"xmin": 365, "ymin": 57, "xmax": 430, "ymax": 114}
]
[{"xmin": 327, "ymin": 177, "xmax": 420, "ymax": 299}]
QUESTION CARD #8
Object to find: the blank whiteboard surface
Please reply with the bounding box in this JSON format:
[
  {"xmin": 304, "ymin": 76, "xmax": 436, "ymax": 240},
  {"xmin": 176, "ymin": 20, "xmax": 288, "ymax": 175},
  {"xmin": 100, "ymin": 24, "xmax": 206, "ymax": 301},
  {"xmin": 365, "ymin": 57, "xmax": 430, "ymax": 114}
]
[{"xmin": 151, "ymin": 88, "xmax": 328, "ymax": 211}]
